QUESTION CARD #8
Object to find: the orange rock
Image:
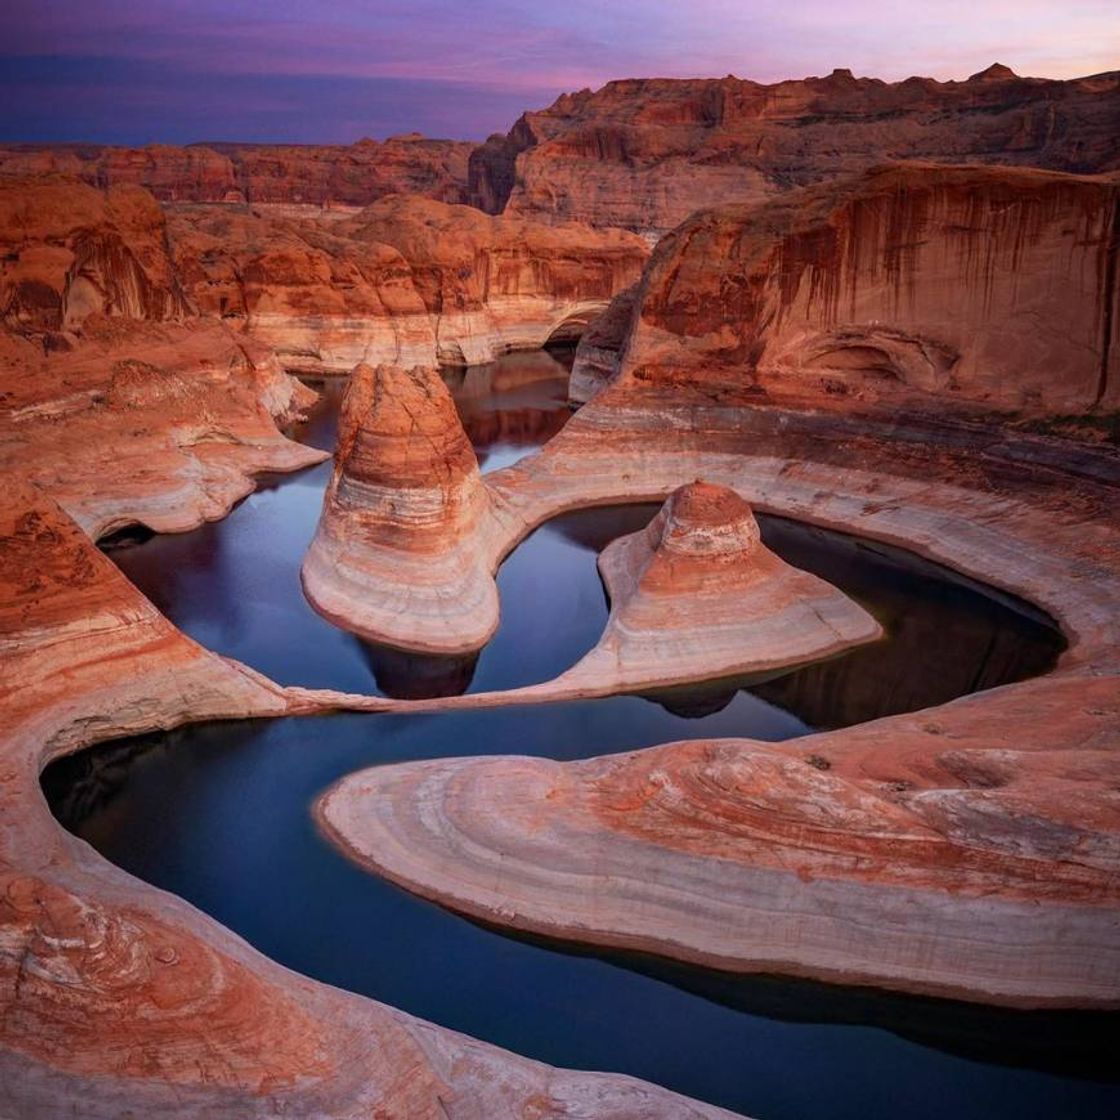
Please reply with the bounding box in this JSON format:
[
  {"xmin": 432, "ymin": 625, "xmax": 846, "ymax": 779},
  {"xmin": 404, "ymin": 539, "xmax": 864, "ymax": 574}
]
[
  {"xmin": 0, "ymin": 134, "xmax": 475, "ymax": 208},
  {"xmin": 0, "ymin": 175, "xmax": 188, "ymax": 335},
  {"xmin": 471, "ymin": 68, "xmax": 1120, "ymax": 233},
  {"xmin": 620, "ymin": 163, "xmax": 1120, "ymax": 416},
  {"xmin": 302, "ymin": 363, "xmax": 501, "ymax": 652}
]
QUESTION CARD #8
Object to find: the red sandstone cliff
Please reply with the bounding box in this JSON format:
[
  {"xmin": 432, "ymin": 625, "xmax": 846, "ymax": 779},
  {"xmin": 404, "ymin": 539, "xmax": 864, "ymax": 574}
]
[
  {"xmin": 334, "ymin": 196, "xmax": 648, "ymax": 363},
  {"xmin": 471, "ymin": 67, "xmax": 1120, "ymax": 233},
  {"xmin": 609, "ymin": 163, "xmax": 1119, "ymax": 416},
  {"xmin": 0, "ymin": 134, "xmax": 474, "ymax": 209},
  {"xmin": 0, "ymin": 176, "xmax": 188, "ymax": 338},
  {"xmin": 2, "ymin": 175, "xmax": 647, "ymax": 375}
]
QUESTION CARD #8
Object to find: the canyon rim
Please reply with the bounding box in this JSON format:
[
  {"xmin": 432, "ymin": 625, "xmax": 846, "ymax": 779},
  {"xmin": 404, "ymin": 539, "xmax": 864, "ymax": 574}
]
[{"xmin": 1, "ymin": 3, "xmax": 1119, "ymax": 1119}]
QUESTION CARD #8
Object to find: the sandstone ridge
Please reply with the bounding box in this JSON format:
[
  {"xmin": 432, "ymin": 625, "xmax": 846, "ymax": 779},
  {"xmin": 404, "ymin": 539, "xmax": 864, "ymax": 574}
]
[{"xmin": 471, "ymin": 67, "xmax": 1120, "ymax": 233}]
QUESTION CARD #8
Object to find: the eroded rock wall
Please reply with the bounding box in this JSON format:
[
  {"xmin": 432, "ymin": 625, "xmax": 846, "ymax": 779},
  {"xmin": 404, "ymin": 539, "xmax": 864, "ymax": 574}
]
[
  {"xmin": 471, "ymin": 67, "xmax": 1120, "ymax": 234},
  {"xmin": 618, "ymin": 163, "xmax": 1119, "ymax": 415},
  {"xmin": 0, "ymin": 134, "xmax": 475, "ymax": 208}
]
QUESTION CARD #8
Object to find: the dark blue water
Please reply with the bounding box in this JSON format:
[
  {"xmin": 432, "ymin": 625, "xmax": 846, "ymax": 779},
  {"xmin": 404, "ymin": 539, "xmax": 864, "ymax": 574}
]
[{"xmin": 46, "ymin": 350, "xmax": 1115, "ymax": 1120}]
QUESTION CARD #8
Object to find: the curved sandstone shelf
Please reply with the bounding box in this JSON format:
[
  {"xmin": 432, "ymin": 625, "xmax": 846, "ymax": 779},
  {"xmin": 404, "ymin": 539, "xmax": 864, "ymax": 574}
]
[
  {"xmin": 313, "ymin": 385, "xmax": 1120, "ymax": 1009},
  {"xmin": 0, "ymin": 480, "xmax": 736, "ymax": 1118}
]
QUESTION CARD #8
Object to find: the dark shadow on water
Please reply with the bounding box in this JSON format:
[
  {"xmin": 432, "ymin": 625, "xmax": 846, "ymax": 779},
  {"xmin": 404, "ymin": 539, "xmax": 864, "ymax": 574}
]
[
  {"xmin": 459, "ymin": 915, "xmax": 1120, "ymax": 1084},
  {"xmin": 359, "ymin": 642, "xmax": 479, "ymax": 699}
]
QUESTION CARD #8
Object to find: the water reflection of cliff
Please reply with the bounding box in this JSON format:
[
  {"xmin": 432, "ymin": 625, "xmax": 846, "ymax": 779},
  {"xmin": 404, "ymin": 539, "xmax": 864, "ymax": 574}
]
[
  {"xmin": 751, "ymin": 517, "xmax": 1063, "ymax": 729},
  {"xmin": 641, "ymin": 515, "xmax": 1064, "ymax": 727},
  {"xmin": 441, "ymin": 349, "xmax": 573, "ymax": 464},
  {"xmin": 483, "ymin": 922, "xmax": 1117, "ymax": 1082},
  {"xmin": 360, "ymin": 643, "xmax": 480, "ymax": 699}
]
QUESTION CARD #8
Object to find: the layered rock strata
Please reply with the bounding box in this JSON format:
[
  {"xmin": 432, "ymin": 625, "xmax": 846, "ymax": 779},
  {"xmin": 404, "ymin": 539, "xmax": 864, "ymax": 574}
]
[
  {"xmin": 3, "ymin": 176, "xmax": 647, "ymax": 378},
  {"xmin": 0, "ymin": 481, "xmax": 731, "ymax": 1119},
  {"xmin": 301, "ymin": 362, "xmax": 503, "ymax": 652},
  {"xmin": 568, "ymin": 284, "xmax": 637, "ymax": 403},
  {"xmin": 0, "ymin": 134, "xmax": 475, "ymax": 208},
  {"xmin": 0, "ymin": 175, "xmax": 189, "ymax": 337},
  {"xmin": 471, "ymin": 67, "xmax": 1120, "ymax": 233},
  {"xmin": 333, "ymin": 195, "xmax": 648, "ymax": 365},
  {"xmin": 0, "ymin": 320, "xmax": 325, "ymax": 536},
  {"xmin": 167, "ymin": 194, "xmax": 648, "ymax": 373},
  {"xmin": 561, "ymin": 481, "xmax": 882, "ymax": 693},
  {"xmin": 618, "ymin": 163, "xmax": 1120, "ymax": 416}
]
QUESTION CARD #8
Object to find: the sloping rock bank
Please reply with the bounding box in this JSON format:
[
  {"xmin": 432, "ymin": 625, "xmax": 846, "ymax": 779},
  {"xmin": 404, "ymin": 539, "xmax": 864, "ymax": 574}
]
[
  {"xmin": 471, "ymin": 66, "xmax": 1120, "ymax": 234},
  {"xmin": 332, "ymin": 481, "xmax": 881, "ymax": 708},
  {"xmin": 0, "ymin": 481, "xmax": 737, "ymax": 1119},
  {"xmin": 0, "ymin": 319, "xmax": 325, "ymax": 537}
]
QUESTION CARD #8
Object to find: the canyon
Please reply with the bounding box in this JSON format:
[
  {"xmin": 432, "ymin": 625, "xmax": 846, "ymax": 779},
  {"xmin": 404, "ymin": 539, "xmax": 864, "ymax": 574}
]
[{"xmin": 1, "ymin": 61, "xmax": 1119, "ymax": 1120}]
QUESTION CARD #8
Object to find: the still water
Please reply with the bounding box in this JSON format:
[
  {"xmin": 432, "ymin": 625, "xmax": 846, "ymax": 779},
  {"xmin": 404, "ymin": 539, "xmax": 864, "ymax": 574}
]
[{"xmin": 45, "ymin": 349, "xmax": 1115, "ymax": 1120}]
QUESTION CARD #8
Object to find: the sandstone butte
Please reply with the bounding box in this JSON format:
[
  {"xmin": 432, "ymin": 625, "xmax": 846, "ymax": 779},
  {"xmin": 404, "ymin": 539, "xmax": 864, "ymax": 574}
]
[
  {"xmin": 301, "ymin": 362, "xmax": 502, "ymax": 652},
  {"xmin": 0, "ymin": 133, "xmax": 476, "ymax": 210},
  {"xmin": 307, "ymin": 162, "xmax": 1120, "ymax": 1010},
  {"xmin": 470, "ymin": 65, "xmax": 1120, "ymax": 233}
]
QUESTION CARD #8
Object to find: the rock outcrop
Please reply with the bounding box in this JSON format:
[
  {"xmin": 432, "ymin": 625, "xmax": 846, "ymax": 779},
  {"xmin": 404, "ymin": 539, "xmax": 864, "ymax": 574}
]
[
  {"xmin": 3, "ymin": 175, "xmax": 647, "ymax": 377},
  {"xmin": 617, "ymin": 163, "xmax": 1120, "ymax": 416},
  {"xmin": 301, "ymin": 362, "xmax": 503, "ymax": 652},
  {"xmin": 166, "ymin": 204, "xmax": 439, "ymax": 373},
  {"xmin": 568, "ymin": 283, "xmax": 637, "ymax": 403},
  {"xmin": 470, "ymin": 67, "xmax": 1120, "ymax": 234},
  {"xmin": 169, "ymin": 194, "xmax": 648, "ymax": 373},
  {"xmin": 0, "ymin": 134, "xmax": 475, "ymax": 209},
  {"xmin": 563, "ymin": 482, "xmax": 882, "ymax": 692},
  {"xmin": 0, "ymin": 176, "xmax": 189, "ymax": 337},
  {"xmin": 0, "ymin": 320, "xmax": 326, "ymax": 537}
]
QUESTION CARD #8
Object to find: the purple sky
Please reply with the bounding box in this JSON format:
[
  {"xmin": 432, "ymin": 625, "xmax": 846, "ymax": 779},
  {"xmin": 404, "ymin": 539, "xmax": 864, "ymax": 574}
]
[{"xmin": 2, "ymin": 1, "xmax": 1116, "ymax": 144}]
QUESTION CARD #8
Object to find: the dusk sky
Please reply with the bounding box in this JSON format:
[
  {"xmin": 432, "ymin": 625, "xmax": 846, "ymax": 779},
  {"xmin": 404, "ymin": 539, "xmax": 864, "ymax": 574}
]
[{"xmin": 2, "ymin": 1, "xmax": 1117, "ymax": 145}]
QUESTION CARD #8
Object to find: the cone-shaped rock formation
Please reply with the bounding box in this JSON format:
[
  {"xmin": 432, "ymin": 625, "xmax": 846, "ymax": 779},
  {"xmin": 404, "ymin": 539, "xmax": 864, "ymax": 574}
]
[{"xmin": 302, "ymin": 362, "xmax": 501, "ymax": 652}]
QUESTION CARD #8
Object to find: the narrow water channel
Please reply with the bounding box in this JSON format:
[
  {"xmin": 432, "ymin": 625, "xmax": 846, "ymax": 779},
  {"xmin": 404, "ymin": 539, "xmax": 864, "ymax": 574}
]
[{"xmin": 44, "ymin": 349, "xmax": 1116, "ymax": 1120}]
